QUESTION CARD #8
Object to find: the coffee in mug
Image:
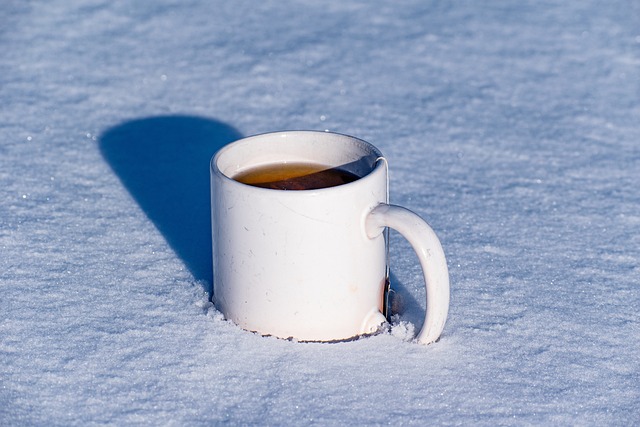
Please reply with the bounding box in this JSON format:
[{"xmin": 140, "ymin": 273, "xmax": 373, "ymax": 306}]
[{"xmin": 233, "ymin": 162, "xmax": 360, "ymax": 190}]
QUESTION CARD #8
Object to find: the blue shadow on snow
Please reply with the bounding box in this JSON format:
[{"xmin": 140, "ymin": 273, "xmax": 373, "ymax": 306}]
[{"xmin": 99, "ymin": 115, "xmax": 242, "ymax": 296}]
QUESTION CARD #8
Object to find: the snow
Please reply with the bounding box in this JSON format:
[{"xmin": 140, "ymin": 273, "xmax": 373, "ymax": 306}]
[{"xmin": 2, "ymin": 0, "xmax": 639, "ymax": 424}]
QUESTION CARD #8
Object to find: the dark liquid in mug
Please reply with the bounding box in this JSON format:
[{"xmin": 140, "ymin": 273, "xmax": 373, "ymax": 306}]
[{"xmin": 233, "ymin": 162, "xmax": 360, "ymax": 190}]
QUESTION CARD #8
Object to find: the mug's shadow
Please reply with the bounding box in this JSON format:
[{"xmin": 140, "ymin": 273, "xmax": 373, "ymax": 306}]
[
  {"xmin": 388, "ymin": 270, "xmax": 424, "ymax": 330},
  {"xmin": 99, "ymin": 115, "xmax": 242, "ymax": 296}
]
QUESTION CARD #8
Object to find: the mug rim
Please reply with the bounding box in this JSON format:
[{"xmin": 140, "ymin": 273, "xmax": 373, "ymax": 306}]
[{"xmin": 210, "ymin": 130, "xmax": 386, "ymax": 194}]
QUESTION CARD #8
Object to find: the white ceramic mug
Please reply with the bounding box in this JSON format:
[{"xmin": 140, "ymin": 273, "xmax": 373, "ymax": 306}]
[{"xmin": 210, "ymin": 131, "xmax": 449, "ymax": 344}]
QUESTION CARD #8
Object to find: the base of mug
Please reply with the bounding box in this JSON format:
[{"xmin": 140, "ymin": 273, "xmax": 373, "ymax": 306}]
[{"xmin": 224, "ymin": 316, "xmax": 389, "ymax": 343}]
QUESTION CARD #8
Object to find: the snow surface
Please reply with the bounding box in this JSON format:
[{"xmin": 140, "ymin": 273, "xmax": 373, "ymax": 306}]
[{"xmin": 2, "ymin": 0, "xmax": 639, "ymax": 425}]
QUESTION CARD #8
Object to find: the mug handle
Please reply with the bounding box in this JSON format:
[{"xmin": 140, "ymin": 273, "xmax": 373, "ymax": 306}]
[{"xmin": 366, "ymin": 204, "xmax": 450, "ymax": 344}]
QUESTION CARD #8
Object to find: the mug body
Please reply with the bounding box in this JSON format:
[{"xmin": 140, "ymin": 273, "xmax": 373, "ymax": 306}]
[{"xmin": 211, "ymin": 131, "xmax": 388, "ymax": 341}]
